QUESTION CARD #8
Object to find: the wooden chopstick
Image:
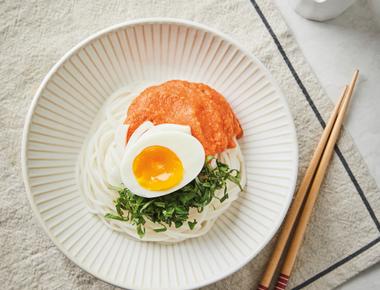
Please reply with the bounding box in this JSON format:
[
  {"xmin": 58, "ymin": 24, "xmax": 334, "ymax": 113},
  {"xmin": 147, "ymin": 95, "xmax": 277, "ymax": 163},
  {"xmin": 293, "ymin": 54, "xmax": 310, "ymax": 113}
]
[
  {"xmin": 273, "ymin": 70, "xmax": 359, "ymax": 290},
  {"xmin": 256, "ymin": 86, "xmax": 348, "ymax": 290}
]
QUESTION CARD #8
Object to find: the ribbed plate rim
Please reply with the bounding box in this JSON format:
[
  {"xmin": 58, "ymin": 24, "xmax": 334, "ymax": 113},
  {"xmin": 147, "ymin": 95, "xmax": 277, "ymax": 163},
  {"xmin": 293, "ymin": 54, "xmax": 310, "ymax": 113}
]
[{"xmin": 21, "ymin": 18, "xmax": 299, "ymax": 290}]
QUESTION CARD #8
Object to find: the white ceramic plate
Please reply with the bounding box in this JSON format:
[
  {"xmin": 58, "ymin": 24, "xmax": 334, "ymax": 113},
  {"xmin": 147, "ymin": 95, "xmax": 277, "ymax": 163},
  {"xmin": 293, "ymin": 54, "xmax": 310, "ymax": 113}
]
[{"xmin": 22, "ymin": 19, "xmax": 298, "ymax": 290}]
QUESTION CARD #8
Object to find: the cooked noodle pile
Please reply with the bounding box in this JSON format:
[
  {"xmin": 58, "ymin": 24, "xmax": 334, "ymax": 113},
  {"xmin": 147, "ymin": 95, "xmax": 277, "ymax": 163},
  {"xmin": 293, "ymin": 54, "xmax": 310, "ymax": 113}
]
[{"xmin": 77, "ymin": 89, "xmax": 246, "ymax": 242}]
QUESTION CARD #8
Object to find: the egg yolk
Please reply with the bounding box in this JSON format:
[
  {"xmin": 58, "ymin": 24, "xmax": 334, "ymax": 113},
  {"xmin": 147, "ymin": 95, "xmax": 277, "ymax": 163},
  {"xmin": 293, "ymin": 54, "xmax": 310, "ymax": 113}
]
[{"xmin": 132, "ymin": 146, "xmax": 184, "ymax": 191}]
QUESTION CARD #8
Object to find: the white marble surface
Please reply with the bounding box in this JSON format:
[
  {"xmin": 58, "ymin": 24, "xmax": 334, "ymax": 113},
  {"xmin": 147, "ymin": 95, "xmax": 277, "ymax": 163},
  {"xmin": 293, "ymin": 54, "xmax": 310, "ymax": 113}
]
[{"xmin": 274, "ymin": 0, "xmax": 380, "ymax": 289}]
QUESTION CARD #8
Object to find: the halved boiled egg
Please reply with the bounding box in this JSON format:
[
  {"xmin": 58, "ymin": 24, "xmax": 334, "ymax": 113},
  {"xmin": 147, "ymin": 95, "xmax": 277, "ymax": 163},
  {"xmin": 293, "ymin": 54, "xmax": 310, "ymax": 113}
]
[{"xmin": 120, "ymin": 122, "xmax": 205, "ymax": 198}]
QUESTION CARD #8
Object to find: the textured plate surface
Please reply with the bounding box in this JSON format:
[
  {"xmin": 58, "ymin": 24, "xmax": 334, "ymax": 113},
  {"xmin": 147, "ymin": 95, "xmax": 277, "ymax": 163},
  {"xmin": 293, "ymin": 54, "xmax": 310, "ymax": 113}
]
[{"xmin": 22, "ymin": 19, "xmax": 298, "ymax": 290}]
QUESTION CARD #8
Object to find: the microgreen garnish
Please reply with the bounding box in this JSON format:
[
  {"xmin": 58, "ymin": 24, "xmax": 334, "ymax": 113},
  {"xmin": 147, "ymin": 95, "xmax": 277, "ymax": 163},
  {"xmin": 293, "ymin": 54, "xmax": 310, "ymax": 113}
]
[{"xmin": 105, "ymin": 156, "xmax": 241, "ymax": 238}]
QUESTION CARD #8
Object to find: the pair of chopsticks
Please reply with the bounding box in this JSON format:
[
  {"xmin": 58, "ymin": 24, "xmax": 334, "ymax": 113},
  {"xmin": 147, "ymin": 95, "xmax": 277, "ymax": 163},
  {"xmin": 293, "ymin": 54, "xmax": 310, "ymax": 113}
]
[{"xmin": 257, "ymin": 70, "xmax": 360, "ymax": 290}]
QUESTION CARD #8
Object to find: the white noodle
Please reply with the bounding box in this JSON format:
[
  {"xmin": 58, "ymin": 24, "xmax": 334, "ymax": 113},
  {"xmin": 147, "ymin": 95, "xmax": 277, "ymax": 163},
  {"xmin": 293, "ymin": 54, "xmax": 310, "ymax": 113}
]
[{"xmin": 77, "ymin": 89, "xmax": 246, "ymax": 243}]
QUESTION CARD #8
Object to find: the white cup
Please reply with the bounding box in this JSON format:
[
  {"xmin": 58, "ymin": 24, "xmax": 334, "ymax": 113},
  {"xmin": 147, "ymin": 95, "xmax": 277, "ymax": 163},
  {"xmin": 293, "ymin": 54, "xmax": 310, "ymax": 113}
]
[
  {"xmin": 289, "ymin": 0, "xmax": 357, "ymax": 21},
  {"xmin": 368, "ymin": 0, "xmax": 380, "ymax": 28}
]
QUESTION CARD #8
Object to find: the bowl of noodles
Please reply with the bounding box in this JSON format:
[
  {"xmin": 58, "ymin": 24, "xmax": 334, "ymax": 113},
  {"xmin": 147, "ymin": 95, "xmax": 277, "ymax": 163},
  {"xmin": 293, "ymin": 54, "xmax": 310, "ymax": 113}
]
[{"xmin": 22, "ymin": 19, "xmax": 298, "ymax": 289}]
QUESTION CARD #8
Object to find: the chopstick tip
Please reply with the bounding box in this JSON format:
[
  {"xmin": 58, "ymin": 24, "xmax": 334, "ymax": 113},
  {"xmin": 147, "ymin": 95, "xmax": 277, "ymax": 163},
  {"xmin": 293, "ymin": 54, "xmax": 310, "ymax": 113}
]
[{"xmin": 349, "ymin": 70, "xmax": 360, "ymax": 90}]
